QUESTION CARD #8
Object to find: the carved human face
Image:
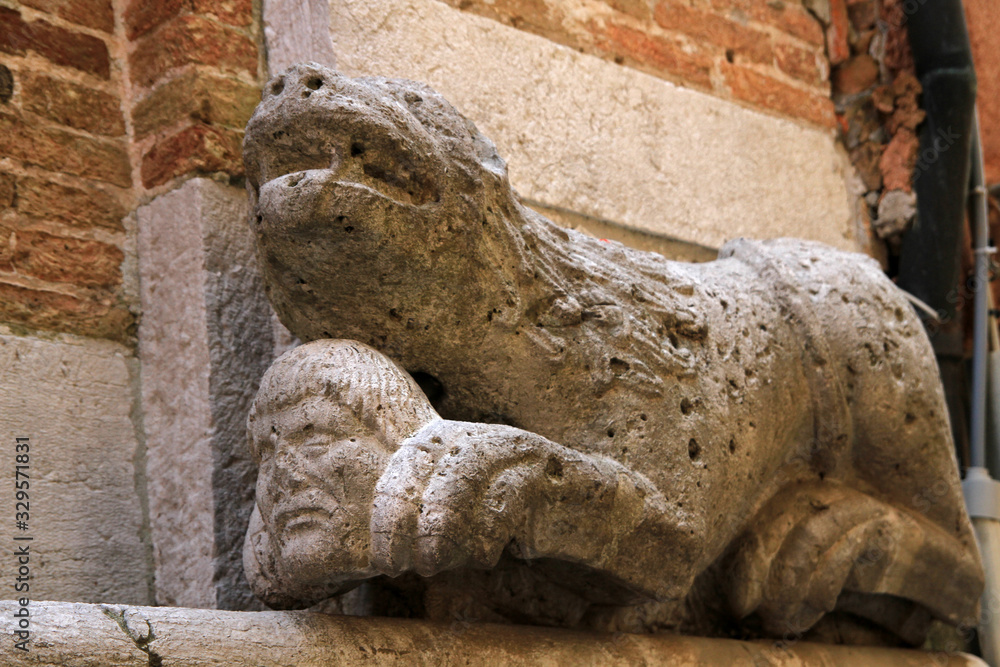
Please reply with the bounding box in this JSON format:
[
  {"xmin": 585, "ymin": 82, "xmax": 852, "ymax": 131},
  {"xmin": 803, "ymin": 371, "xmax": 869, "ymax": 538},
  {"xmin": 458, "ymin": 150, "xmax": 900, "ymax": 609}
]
[{"xmin": 250, "ymin": 394, "xmax": 390, "ymax": 589}]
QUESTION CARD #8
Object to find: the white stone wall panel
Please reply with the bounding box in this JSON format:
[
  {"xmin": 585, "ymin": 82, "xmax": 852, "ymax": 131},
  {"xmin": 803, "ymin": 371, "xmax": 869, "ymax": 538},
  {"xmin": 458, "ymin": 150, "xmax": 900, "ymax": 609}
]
[
  {"xmin": 0, "ymin": 333, "xmax": 150, "ymax": 604},
  {"xmin": 316, "ymin": 0, "xmax": 856, "ymax": 251}
]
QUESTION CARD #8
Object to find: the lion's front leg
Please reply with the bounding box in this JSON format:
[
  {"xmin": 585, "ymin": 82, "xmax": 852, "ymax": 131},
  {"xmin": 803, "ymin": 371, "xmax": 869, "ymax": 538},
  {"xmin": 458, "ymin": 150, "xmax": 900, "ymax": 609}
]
[
  {"xmin": 370, "ymin": 420, "xmax": 697, "ymax": 602},
  {"xmin": 244, "ymin": 338, "xmax": 700, "ymax": 610}
]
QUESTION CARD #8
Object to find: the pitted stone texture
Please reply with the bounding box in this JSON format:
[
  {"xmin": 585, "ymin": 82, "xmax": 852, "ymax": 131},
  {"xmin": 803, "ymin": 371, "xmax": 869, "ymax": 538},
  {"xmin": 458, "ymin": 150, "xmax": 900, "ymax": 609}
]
[
  {"xmin": 243, "ymin": 65, "xmax": 982, "ymax": 643},
  {"xmin": 0, "ymin": 331, "xmax": 150, "ymax": 604},
  {"xmin": 138, "ymin": 178, "xmax": 274, "ymax": 610},
  {"xmin": 315, "ymin": 0, "xmax": 857, "ymax": 251}
]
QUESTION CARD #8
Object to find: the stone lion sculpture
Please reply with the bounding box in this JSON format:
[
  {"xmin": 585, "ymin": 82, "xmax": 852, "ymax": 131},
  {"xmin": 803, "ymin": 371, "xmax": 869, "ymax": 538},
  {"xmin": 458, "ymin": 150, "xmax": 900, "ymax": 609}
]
[{"xmin": 240, "ymin": 63, "xmax": 982, "ymax": 645}]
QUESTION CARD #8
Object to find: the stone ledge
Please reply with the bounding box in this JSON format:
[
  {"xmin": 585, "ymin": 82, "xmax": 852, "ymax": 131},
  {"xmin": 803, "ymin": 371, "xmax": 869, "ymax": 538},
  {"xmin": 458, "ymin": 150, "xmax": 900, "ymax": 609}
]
[{"xmin": 0, "ymin": 601, "xmax": 985, "ymax": 666}]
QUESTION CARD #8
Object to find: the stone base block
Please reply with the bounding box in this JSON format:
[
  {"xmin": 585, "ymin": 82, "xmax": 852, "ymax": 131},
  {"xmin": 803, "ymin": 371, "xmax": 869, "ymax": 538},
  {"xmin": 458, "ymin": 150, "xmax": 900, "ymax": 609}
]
[{"xmin": 0, "ymin": 601, "xmax": 985, "ymax": 666}]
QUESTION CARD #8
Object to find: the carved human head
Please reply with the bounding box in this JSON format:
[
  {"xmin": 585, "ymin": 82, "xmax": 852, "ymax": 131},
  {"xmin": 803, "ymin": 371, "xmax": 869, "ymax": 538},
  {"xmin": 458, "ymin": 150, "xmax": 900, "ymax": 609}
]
[{"xmin": 246, "ymin": 339, "xmax": 436, "ymax": 603}]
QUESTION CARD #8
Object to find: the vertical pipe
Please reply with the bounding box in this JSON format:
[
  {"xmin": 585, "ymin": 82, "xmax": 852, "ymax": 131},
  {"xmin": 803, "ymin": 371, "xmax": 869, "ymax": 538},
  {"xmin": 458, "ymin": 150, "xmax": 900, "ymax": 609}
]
[
  {"xmin": 966, "ymin": 110, "xmax": 1000, "ymax": 666},
  {"xmin": 896, "ymin": 0, "xmax": 977, "ymax": 321},
  {"xmin": 971, "ymin": 113, "xmax": 990, "ymax": 470}
]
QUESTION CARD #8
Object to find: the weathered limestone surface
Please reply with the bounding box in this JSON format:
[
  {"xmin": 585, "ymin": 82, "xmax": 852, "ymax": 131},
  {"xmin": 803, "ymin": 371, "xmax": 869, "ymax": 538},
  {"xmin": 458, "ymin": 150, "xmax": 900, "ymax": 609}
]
[
  {"xmin": 0, "ymin": 331, "xmax": 150, "ymax": 604},
  {"xmin": 0, "ymin": 600, "xmax": 986, "ymax": 666},
  {"xmin": 242, "ymin": 65, "xmax": 982, "ymax": 644},
  {"xmin": 137, "ymin": 178, "xmax": 275, "ymax": 609},
  {"xmin": 263, "ymin": 0, "xmax": 336, "ymax": 76},
  {"xmin": 313, "ymin": 0, "xmax": 857, "ymax": 251}
]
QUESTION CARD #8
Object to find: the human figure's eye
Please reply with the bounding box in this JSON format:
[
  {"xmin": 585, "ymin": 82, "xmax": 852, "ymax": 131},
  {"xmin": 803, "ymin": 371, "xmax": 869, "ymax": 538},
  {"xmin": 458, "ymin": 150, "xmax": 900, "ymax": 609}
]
[
  {"xmin": 254, "ymin": 423, "xmax": 278, "ymax": 461},
  {"xmin": 301, "ymin": 440, "xmax": 330, "ymax": 458}
]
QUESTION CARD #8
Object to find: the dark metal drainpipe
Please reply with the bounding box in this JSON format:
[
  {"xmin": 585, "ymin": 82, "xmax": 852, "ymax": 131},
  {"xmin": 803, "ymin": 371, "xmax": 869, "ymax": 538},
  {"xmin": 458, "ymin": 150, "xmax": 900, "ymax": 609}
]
[
  {"xmin": 895, "ymin": 0, "xmax": 978, "ymax": 468},
  {"xmin": 896, "ymin": 0, "xmax": 977, "ymax": 319}
]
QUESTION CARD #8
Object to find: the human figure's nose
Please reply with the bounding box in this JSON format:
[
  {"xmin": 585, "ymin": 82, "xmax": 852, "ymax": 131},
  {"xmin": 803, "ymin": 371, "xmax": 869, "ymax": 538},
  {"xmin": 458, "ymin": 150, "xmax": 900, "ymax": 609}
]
[{"xmin": 273, "ymin": 445, "xmax": 310, "ymax": 492}]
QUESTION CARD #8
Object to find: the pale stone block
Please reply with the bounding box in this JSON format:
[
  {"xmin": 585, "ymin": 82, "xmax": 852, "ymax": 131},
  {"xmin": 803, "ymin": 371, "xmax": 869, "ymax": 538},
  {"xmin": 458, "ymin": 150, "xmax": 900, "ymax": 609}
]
[
  {"xmin": 0, "ymin": 331, "xmax": 150, "ymax": 604},
  {"xmin": 309, "ymin": 0, "xmax": 858, "ymax": 251},
  {"xmin": 138, "ymin": 178, "xmax": 274, "ymax": 610},
  {"xmin": 0, "ymin": 600, "xmax": 987, "ymax": 666},
  {"xmin": 263, "ymin": 0, "xmax": 336, "ymax": 76}
]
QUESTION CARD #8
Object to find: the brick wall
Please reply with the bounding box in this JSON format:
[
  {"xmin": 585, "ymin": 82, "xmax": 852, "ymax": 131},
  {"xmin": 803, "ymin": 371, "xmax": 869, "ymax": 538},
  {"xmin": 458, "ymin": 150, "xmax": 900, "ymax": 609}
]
[
  {"xmin": 125, "ymin": 0, "xmax": 261, "ymax": 189},
  {"xmin": 0, "ymin": 0, "xmax": 262, "ymax": 343},
  {"xmin": 0, "ymin": 0, "xmax": 132, "ymax": 340}
]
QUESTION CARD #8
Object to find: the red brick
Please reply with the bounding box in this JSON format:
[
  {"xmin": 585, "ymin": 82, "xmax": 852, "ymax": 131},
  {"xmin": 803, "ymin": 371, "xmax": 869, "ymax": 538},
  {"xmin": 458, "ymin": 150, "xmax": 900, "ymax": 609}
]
[
  {"xmin": 0, "ymin": 7, "xmax": 111, "ymax": 79},
  {"xmin": 592, "ymin": 20, "xmax": 713, "ymax": 88},
  {"xmin": 881, "ymin": 0, "xmax": 914, "ymax": 73},
  {"xmin": 0, "ymin": 7, "xmax": 38, "ymax": 54},
  {"xmin": 880, "ymin": 127, "xmax": 918, "ymax": 191},
  {"xmin": 15, "ymin": 176, "xmax": 127, "ymax": 231},
  {"xmin": 140, "ymin": 123, "xmax": 243, "ymax": 188},
  {"xmin": 21, "ymin": 0, "xmax": 115, "ymax": 33},
  {"xmin": 773, "ymin": 5, "xmax": 826, "ymax": 47},
  {"xmin": 0, "ymin": 279, "xmax": 132, "ymax": 341},
  {"xmin": 722, "ymin": 62, "xmax": 835, "ymax": 127},
  {"xmin": 0, "ymin": 64, "xmax": 12, "ymax": 103},
  {"xmin": 125, "ymin": 0, "xmax": 252, "ymax": 38},
  {"xmin": 191, "ymin": 0, "xmax": 253, "ymax": 28},
  {"xmin": 832, "ymin": 54, "xmax": 879, "ymax": 95},
  {"xmin": 847, "ymin": 0, "xmax": 877, "ymax": 31},
  {"xmin": 131, "ymin": 71, "xmax": 260, "ymax": 139},
  {"xmin": 883, "ymin": 28, "xmax": 913, "ymax": 73},
  {"xmin": 1, "ymin": 226, "xmax": 122, "ymax": 288},
  {"xmin": 442, "ymin": 0, "xmax": 565, "ymax": 39},
  {"xmin": 0, "ymin": 231, "xmax": 12, "ymax": 273},
  {"xmin": 654, "ymin": 1, "xmax": 772, "ymax": 64},
  {"xmin": 129, "ymin": 14, "xmax": 258, "ymax": 88},
  {"xmin": 826, "ymin": 0, "xmax": 851, "ymax": 65},
  {"xmin": 601, "ymin": 0, "xmax": 652, "ymax": 21},
  {"xmin": 447, "ymin": 0, "xmax": 730, "ymax": 89},
  {"xmin": 123, "ymin": 0, "xmax": 183, "ymax": 39},
  {"xmin": 0, "ymin": 113, "xmax": 132, "ymax": 187},
  {"xmin": 708, "ymin": 0, "xmax": 825, "ymax": 46},
  {"xmin": 774, "ymin": 41, "xmax": 825, "ymax": 85},
  {"xmin": 0, "ymin": 173, "xmax": 14, "ymax": 210},
  {"xmin": 21, "ymin": 71, "xmax": 125, "ymax": 137}
]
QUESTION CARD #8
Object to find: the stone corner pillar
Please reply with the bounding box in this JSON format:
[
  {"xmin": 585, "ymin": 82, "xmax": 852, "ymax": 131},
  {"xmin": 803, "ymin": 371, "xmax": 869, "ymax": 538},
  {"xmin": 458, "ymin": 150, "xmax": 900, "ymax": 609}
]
[{"xmin": 137, "ymin": 177, "xmax": 274, "ymax": 610}]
